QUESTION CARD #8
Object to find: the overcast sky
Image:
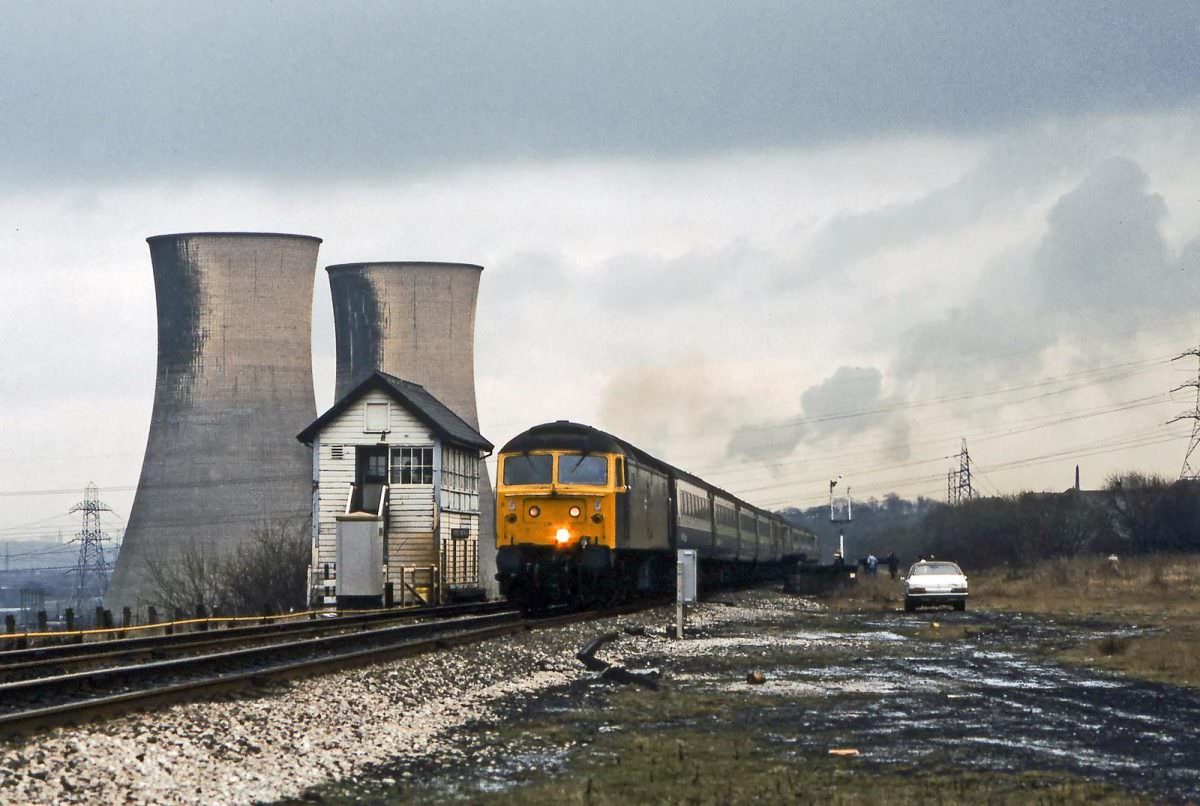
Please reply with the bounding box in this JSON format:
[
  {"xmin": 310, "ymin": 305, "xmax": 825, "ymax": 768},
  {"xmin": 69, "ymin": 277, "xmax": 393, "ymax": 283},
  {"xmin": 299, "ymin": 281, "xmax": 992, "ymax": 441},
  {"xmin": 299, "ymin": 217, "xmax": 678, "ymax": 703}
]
[{"xmin": 2, "ymin": 2, "xmax": 1199, "ymax": 542}]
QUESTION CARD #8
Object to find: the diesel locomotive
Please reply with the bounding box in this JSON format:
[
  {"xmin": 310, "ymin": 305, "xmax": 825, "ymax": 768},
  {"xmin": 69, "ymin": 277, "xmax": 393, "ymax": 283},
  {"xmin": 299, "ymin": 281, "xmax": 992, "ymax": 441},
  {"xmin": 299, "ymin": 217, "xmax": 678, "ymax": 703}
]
[{"xmin": 494, "ymin": 421, "xmax": 817, "ymax": 609}]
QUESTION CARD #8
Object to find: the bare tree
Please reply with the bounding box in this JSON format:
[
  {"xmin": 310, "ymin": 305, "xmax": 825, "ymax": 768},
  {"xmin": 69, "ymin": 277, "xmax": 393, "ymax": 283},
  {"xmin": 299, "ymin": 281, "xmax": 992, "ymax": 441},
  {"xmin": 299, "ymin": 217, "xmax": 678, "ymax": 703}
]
[
  {"xmin": 1106, "ymin": 472, "xmax": 1168, "ymax": 549},
  {"xmin": 222, "ymin": 518, "xmax": 310, "ymax": 614},
  {"xmin": 223, "ymin": 520, "xmax": 309, "ymax": 614},
  {"xmin": 140, "ymin": 518, "xmax": 310, "ymax": 617},
  {"xmin": 141, "ymin": 538, "xmax": 229, "ymax": 615}
]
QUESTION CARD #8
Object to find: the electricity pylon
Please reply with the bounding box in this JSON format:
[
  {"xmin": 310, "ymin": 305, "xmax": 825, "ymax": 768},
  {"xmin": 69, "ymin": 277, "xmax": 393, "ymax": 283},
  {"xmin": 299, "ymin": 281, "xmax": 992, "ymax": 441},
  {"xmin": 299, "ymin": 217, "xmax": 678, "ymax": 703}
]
[
  {"xmin": 1169, "ymin": 346, "xmax": 1200, "ymax": 480},
  {"xmin": 68, "ymin": 482, "xmax": 113, "ymax": 612}
]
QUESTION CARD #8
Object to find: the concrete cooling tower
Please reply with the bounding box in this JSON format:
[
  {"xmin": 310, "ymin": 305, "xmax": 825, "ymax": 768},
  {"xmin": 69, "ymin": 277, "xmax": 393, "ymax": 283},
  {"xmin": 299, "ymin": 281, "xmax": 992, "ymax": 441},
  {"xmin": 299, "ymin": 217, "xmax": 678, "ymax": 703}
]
[
  {"xmin": 326, "ymin": 262, "xmax": 496, "ymax": 596},
  {"xmin": 107, "ymin": 233, "xmax": 321, "ymax": 610}
]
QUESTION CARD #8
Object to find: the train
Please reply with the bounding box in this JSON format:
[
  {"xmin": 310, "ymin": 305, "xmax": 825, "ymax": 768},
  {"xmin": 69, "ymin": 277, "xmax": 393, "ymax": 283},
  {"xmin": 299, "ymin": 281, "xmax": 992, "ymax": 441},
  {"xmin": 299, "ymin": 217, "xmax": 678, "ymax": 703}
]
[{"xmin": 494, "ymin": 421, "xmax": 818, "ymax": 609}]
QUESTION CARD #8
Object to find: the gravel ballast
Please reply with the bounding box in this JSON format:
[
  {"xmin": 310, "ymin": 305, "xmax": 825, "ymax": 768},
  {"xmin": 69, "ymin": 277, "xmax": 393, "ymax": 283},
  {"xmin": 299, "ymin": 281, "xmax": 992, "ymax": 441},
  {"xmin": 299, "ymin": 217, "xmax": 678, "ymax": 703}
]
[{"xmin": 0, "ymin": 598, "xmax": 771, "ymax": 805}]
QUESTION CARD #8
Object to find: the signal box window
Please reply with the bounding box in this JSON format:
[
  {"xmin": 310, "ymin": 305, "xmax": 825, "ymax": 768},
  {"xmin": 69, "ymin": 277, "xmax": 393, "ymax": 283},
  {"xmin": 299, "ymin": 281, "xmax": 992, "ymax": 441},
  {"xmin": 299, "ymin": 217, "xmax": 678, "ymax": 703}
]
[
  {"xmin": 504, "ymin": 454, "xmax": 552, "ymax": 485},
  {"xmin": 392, "ymin": 447, "xmax": 433, "ymax": 485},
  {"xmin": 557, "ymin": 454, "xmax": 608, "ymax": 486}
]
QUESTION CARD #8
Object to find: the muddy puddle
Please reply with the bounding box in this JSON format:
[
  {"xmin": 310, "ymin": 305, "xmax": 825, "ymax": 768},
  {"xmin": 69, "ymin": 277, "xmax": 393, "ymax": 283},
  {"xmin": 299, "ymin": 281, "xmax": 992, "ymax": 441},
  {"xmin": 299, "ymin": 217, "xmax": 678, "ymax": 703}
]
[
  {"xmin": 699, "ymin": 609, "xmax": 1200, "ymax": 802},
  {"xmin": 290, "ymin": 596, "xmax": 1200, "ymax": 803}
]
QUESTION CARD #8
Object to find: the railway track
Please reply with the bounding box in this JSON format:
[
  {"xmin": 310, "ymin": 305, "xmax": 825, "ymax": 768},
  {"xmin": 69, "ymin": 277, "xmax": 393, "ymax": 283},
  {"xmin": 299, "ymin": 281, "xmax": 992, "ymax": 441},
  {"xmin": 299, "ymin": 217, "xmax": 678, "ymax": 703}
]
[
  {"xmin": 0, "ymin": 601, "xmax": 514, "ymax": 684},
  {"xmin": 0, "ymin": 598, "xmax": 663, "ymax": 736}
]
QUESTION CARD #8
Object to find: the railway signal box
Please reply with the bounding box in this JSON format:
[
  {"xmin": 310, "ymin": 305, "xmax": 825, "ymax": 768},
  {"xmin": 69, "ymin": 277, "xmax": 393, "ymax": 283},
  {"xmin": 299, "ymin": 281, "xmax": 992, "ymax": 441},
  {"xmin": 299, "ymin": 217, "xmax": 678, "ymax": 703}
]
[{"xmin": 298, "ymin": 372, "xmax": 492, "ymax": 608}]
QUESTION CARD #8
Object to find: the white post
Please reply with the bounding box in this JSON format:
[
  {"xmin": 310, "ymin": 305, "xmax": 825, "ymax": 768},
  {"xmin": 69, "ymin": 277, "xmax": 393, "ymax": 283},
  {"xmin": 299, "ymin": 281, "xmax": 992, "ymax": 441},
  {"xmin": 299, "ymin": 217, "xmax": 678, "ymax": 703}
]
[
  {"xmin": 676, "ymin": 549, "xmax": 697, "ymax": 639},
  {"xmin": 675, "ymin": 554, "xmax": 684, "ymax": 639}
]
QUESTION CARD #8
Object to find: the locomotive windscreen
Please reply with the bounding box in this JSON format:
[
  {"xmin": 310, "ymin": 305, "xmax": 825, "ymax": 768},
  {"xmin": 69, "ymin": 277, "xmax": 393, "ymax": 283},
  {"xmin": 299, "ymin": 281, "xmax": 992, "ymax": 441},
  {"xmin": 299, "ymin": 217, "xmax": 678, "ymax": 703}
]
[{"xmin": 503, "ymin": 454, "xmax": 553, "ymax": 485}]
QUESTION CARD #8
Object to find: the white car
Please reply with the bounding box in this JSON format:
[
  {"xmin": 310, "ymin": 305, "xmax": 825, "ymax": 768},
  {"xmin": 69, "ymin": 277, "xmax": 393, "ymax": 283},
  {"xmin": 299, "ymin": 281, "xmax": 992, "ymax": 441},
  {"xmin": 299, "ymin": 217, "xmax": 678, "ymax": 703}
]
[{"xmin": 903, "ymin": 561, "xmax": 968, "ymax": 611}]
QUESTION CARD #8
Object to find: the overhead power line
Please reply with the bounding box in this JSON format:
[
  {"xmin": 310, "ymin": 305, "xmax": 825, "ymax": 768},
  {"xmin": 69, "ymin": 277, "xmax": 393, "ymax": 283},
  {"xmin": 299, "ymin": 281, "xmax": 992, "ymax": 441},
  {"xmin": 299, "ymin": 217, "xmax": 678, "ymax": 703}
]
[{"xmin": 756, "ymin": 424, "xmax": 1176, "ymax": 509}]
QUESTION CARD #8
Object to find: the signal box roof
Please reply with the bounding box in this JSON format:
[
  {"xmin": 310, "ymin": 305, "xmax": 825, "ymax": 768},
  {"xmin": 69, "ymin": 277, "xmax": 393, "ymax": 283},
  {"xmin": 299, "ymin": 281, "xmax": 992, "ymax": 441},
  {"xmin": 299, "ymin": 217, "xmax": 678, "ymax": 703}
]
[{"xmin": 297, "ymin": 371, "xmax": 492, "ymax": 452}]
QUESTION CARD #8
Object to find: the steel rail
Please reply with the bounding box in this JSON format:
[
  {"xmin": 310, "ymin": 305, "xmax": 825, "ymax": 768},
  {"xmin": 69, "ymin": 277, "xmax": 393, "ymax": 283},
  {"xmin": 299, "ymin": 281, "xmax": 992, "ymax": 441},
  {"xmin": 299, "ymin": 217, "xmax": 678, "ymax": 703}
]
[
  {"xmin": 0, "ymin": 598, "xmax": 665, "ymax": 736},
  {"xmin": 0, "ymin": 612, "xmax": 522, "ymax": 706},
  {"xmin": 0, "ymin": 601, "xmax": 514, "ymax": 678}
]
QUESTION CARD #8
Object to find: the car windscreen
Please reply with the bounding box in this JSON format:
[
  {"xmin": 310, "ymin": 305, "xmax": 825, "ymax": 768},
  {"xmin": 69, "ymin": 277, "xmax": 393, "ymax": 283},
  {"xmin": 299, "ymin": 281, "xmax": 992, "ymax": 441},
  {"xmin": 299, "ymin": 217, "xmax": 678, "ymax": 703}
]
[
  {"xmin": 503, "ymin": 454, "xmax": 553, "ymax": 485},
  {"xmin": 557, "ymin": 454, "xmax": 608, "ymax": 485},
  {"xmin": 911, "ymin": 563, "xmax": 962, "ymax": 576}
]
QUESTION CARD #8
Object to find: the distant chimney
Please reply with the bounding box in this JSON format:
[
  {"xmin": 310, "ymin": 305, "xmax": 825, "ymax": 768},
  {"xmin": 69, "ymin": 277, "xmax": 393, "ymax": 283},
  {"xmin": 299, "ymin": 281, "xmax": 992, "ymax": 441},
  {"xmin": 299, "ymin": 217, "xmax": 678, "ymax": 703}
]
[{"xmin": 1075, "ymin": 464, "xmax": 1080, "ymax": 491}]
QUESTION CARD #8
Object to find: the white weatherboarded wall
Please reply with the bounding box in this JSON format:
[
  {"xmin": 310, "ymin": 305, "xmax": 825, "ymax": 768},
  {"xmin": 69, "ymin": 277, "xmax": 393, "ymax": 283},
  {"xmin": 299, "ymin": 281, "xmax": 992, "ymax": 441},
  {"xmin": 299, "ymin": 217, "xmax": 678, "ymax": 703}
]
[
  {"xmin": 311, "ymin": 391, "xmax": 434, "ymax": 595},
  {"xmin": 309, "ymin": 389, "xmax": 484, "ymax": 602}
]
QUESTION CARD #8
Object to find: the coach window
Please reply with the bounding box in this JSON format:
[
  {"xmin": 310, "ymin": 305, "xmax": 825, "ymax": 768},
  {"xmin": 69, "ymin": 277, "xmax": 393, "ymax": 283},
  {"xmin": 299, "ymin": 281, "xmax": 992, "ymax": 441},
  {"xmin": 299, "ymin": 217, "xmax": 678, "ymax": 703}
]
[
  {"xmin": 503, "ymin": 453, "xmax": 553, "ymax": 485},
  {"xmin": 558, "ymin": 454, "xmax": 608, "ymax": 486}
]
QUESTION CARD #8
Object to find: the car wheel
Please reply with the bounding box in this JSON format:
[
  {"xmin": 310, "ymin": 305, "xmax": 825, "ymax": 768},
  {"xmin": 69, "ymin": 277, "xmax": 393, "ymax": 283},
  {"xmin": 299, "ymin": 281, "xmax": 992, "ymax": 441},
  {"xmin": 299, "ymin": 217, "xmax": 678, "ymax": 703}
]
[
  {"xmin": 904, "ymin": 597, "xmax": 915, "ymax": 612},
  {"xmin": 954, "ymin": 601, "xmax": 966, "ymax": 612}
]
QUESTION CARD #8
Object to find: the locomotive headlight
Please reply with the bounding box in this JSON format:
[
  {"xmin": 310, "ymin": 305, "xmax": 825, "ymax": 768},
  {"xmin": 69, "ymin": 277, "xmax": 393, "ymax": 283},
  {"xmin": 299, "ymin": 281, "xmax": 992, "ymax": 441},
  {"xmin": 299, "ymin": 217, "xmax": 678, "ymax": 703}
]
[
  {"xmin": 593, "ymin": 499, "xmax": 602, "ymax": 511},
  {"xmin": 528, "ymin": 505, "xmax": 541, "ymax": 518},
  {"xmin": 568, "ymin": 505, "xmax": 582, "ymax": 518},
  {"xmin": 555, "ymin": 528, "xmax": 570, "ymax": 544},
  {"xmin": 507, "ymin": 500, "xmax": 516, "ymax": 511}
]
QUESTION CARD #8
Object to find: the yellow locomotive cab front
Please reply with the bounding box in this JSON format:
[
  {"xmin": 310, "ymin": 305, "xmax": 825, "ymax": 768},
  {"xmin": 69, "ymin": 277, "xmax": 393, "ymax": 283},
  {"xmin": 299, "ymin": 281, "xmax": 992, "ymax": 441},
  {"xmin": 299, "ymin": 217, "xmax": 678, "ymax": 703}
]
[{"xmin": 496, "ymin": 451, "xmax": 620, "ymax": 553}]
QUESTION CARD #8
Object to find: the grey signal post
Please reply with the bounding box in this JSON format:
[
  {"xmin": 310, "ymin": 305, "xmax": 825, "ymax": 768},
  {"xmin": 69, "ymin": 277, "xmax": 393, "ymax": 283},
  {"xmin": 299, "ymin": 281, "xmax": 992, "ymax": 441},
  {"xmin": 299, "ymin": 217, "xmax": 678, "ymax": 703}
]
[
  {"xmin": 830, "ymin": 477, "xmax": 852, "ymax": 561},
  {"xmin": 676, "ymin": 549, "xmax": 698, "ymax": 639}
]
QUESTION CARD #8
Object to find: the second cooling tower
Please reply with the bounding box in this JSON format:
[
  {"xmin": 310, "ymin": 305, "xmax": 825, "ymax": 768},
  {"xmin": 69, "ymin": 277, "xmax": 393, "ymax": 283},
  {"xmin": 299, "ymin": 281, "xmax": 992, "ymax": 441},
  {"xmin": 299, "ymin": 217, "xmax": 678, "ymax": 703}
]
[
  {"xmin": 107, "ymin": 232, "xmax": 320, "ymax": 610},
  {"xmin": 327, "ymin": 262, "xmax": 495, "ymax": 595}
]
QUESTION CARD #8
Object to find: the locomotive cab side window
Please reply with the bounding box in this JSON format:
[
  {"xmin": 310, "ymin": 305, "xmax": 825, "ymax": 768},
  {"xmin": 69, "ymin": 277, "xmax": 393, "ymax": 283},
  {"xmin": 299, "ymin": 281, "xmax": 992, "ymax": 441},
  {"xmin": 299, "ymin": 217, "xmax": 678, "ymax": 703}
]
[
  {"xmin": 503, "ymin": 453, "xmax": 553, "ymax": 485},
  {"xmin": 557, "ymin": 454, "xmax": 608, "ymax": 486}
]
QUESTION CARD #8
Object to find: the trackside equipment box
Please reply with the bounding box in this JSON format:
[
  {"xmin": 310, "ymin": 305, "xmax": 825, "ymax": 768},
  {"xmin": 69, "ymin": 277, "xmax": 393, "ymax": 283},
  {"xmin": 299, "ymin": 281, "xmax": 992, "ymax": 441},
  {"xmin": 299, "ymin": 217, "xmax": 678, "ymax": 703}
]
[{"xmin": 336, "ymin": 513, "xmax": 384, "ymax": 608}]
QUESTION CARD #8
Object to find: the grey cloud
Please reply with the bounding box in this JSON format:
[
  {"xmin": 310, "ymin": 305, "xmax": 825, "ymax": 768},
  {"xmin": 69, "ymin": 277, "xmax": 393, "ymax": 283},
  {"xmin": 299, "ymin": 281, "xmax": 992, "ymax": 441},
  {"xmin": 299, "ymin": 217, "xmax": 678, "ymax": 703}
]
[
  {"xmin": 893, "ymin": 299, "xmax": 1049, "ymax": 392},
  {"xmin": 724, "ymin": 421, "xmax": 807, "ymax": 464},
  {"xmin": 894, "ymin": 156, "xmax": 1198, "ymax": 393},
  {"xmin": 727, "ymin": 365, "xmax": 908, "ymax": 460},
  {"xmin": 801, "ymin": 124, "xmax": 1099, "ymax": 273},
  {"xmin": 1, "ymin": 1, "xmax": 1198, "ymax": 185},
  {"xmin": 592, "ymin": 239, "xmax": 778, "ymax": 312},
  {"xmin": 1035, "ymin": 158, "xmax": 1178, "ymax": 317},
  {"xmin": 801, "ymin": 366, "xmax": 883, "ymax": 425}
]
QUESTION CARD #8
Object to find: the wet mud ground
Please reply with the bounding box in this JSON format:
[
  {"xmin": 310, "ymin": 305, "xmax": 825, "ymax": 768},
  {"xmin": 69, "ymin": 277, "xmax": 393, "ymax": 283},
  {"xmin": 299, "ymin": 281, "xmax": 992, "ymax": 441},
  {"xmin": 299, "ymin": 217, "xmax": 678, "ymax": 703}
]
[{"xmin": 291, "ymin": 591, "xmax": 1200, "ymax": 804}]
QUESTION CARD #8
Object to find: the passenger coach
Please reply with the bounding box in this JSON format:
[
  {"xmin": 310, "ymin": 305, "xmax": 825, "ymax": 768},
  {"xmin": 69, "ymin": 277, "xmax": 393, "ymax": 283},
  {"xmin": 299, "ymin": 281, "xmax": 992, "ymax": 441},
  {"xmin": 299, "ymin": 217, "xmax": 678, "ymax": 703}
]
[{"xmin": 494, "ymin": 421, "xmax": 817, "ymax": 608}]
